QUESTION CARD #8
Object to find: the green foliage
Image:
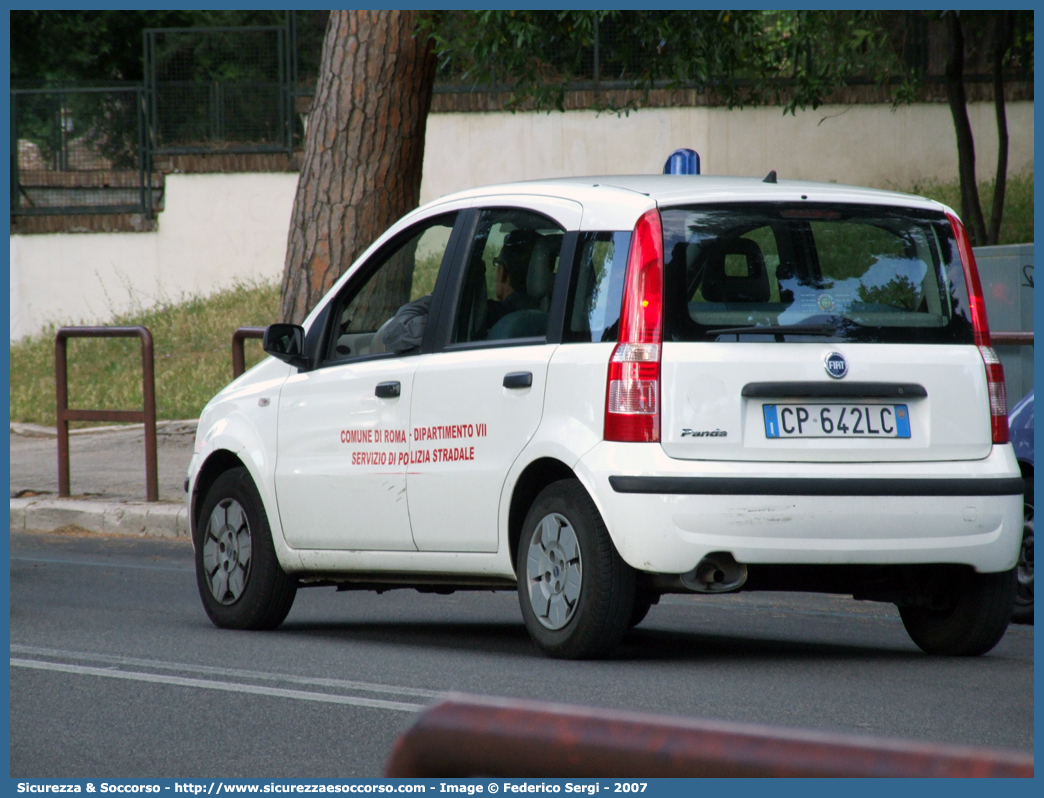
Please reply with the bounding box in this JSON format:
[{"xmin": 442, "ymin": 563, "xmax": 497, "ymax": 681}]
[
  {"xmin": 10, "ymin": 282, "xmax": 280, "ymax": 427},
  {"xmin": 12, "ymin": 11, "xmax": 294, "ymax": 163},
  {"xmin": 15, "ymin": 89, "xmax": 142, "ymax": 171},
  {"xmin": 858, "ymin": 275, "xmax": 919, "ymax": 311},
  {"xmin": 897, "ymin": 171, "xmax": 1035, "ymax": 245},
  {"xmin": 421, "ymin": 10, "xmax": 915, "ymax": 114},
  {"xmin": 755, "ymin": 11, "xmax": 915, "ymax": 114},
  {"xmin": 11, "ymin": 10, "xmax": 288, "ymax": 84},
  {"xmin": 410, "ymin": 252, "xmax": 445, "ymax": 301},
  {"xmin": 812, "ymin": 222, "xmax": 908, "ymax": 281}
]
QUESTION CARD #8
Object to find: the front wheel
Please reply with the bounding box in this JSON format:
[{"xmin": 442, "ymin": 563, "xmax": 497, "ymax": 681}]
[
  {"xmin": 517, "ymin": 479, "xmax": 636, "ymax": 659},
  {"xmin": 898, "ymin": 567, "xmax": 1016, "ymax": 656},
  {"xmin": 195, "ymin": 467, "xmax": 297, "ymax": 630}
]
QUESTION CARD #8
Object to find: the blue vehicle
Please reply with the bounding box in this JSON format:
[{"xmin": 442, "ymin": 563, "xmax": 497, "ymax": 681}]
[{"xmin": 1009, "ymin": 390, "xmax": 1034, "ymax": 624}]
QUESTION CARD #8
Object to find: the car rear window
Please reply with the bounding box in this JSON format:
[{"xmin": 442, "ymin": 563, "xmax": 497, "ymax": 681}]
[{"xmin": 660, "ymin": 203, "xmax": 974, "ymax": 344}]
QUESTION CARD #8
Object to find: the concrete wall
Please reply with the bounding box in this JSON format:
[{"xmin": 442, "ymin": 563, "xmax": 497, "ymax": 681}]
[
  {"xmin": 418, "ymin": 101, "xmax": 1034, "ymax": 203},
  {"xmin": 10, "ymin": 172, "xmax": 299, "ymax": 340},
  {"xmin": 10, "ymin": 101, "xmax": 1034, "ymax": 341}
]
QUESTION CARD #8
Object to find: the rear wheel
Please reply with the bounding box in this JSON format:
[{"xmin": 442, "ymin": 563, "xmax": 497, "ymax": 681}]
[
  {"xmin": 517, "ymin": 479, "xmax": 636, "ymax": 659},
  {"xmin": 1012, "ymin": 493, "xmax": 1033, "ymax": 625},
  {"xmin": 898, "ymin": 567, "xmax": 1016, "ymax": 656},
  {"xmin": 195, "ymin": 467, "xmax": 297, "ymax": 630}
]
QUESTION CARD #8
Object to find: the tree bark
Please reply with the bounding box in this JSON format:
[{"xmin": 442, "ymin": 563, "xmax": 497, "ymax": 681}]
[
  {"xmin": 987, "ymin": 11, "xmax": 1014, "ymax": 246},
  {"xmin": 943, "ymin": 12, "xmax": 987, "ymax": 246},
  {"xmin": 280, "ymin": 11, "xmax": 436, "ymax": 324}
]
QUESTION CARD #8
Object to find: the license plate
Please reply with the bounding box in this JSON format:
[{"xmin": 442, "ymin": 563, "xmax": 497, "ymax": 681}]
[{"xmin": 763, "ymin": 403, "xmax": 911, "ymax": 439}]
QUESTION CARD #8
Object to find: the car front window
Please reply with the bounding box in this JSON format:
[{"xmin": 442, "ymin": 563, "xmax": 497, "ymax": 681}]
[
  {"xmin": 451, "ymin": 208, "xmax": 565, "ymax": 345},
  {"xmin": 324, "ymin": 213, "xmax": 457, "ymax": 363}
]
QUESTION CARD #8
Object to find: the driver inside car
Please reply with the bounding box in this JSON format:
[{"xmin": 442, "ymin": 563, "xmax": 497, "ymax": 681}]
[{"xmin": 487, "ymin": 228, "xmax": 540, "ymax": 329}]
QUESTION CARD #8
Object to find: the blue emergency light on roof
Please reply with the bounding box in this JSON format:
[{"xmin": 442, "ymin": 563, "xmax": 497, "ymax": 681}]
[{"xmin": 663, "ymin": 148, "xmax": 700, "ymax": 175}]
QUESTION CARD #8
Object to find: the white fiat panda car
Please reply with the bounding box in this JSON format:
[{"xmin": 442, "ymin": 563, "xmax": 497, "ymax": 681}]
[{"xmin": 187, "ymin": 175, "xmax": 1023, "ymax": 659}]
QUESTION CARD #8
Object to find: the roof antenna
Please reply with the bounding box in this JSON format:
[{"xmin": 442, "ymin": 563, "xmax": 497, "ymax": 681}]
[{"xmin": 763, "ymin": 170, "xmax": 777, "ymax": 184}]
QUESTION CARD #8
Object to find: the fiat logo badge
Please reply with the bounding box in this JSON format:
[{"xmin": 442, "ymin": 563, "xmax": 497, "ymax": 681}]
[{"xmin": 824, "ymin": 352, "xmax": 848, "ymax": 379}]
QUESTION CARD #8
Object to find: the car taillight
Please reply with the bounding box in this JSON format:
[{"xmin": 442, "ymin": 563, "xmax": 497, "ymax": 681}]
[
  {"xmin": 948, "ymin": 212, "xmax": 1008, "ymax": 444},
  {"xmin": 605, "ymin": 208, "xmax": 664, "ymax": 442},
  {"xmin": 979, "ymin": 345, "xmax": 1009, "ymax": 444}
]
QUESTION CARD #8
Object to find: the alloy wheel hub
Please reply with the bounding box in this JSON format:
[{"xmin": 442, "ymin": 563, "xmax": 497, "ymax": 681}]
[
  {"xmin": 202, "ymin": 498, "xmax": 253, "ymax": 605},
  {"xmin": 526, "ymin": 512, "xmax": 583, "ymax": 630}
]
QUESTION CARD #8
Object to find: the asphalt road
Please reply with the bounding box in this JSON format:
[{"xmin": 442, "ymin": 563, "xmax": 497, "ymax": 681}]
[{"xmin": 10, "ymin": 529, "xmax": 1034, "ymax": 778}]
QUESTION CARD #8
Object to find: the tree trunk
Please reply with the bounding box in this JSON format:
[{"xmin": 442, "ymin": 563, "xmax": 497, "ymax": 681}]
[
  {"xmin": 987, "ymin": 11, "xmax": 1015, "ymax": 246},
  {"xmin": 349, "ymin": 237, "xmax": 421, "ymax": 331},
  {"xmin": 943, "ymin": 12, "xmax": 987, "ymax": 246},
  {"xmin": 280, "ymin": 11, "xmax": 436, "ymax": 324}
]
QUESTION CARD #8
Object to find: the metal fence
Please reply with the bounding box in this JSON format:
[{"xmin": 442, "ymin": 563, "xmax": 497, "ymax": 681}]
[
  {"xmin": 11, "ymin": 13, "xmax": 1033, "ymax": 216},
  {"xmin": 430, "ymin": 12, "xmax": 1033, "ymax": 94},
  {"xmin": 11, "ymin": 85, "xmax": 153, "ymax": 216},
  {"xmin": 144, "ymin": 26, "xmax": 294, "ymax": 155},
  {"xmin": 11, "ymin": 24, "xmax": 297, "ymax": 216}
]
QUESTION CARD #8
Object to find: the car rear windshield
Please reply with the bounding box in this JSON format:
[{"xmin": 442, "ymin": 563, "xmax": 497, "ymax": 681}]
[{"xmin": 660, "ymin": 203, "xmax": 974, "ymax": 344}]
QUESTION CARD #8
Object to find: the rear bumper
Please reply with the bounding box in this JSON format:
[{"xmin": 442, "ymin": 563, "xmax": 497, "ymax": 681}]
[{"xmin": 576, "ymin": 443, "xmax": 1024, "ymax": 574}]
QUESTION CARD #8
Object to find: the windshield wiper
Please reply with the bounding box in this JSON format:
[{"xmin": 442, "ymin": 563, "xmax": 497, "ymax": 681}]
[{"xmin": 705, "ymin": 324, "xmax": 838, "ymax": 336}]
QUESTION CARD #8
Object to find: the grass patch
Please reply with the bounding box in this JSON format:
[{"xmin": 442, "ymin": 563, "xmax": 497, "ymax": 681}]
[
  {"xmin": 891, "ymin": 171, "xmax": 1034, "ymax": 245},
  {"xmin": 10, "ymin": 281, "xmax": 280, "ymax": 427}
]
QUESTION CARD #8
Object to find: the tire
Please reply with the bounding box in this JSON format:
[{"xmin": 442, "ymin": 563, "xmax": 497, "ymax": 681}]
[
  {"xmin": 629, "ymin": 591, "xmax": 658, "ymax": 628},
  {"xmin": 898, "ymin": 567, "xmax": 1016, "ymax": 656},
  {"xmin": 195, "ymin": 467, "xmax": 297, "ymax": 630},
  {"xmin": 1012, "ymin": 490, "xmax": 1033, "ymax": 625},
  {"xmin": 517, "ymin": 479, "xmax": 636, "ymax": 659}
]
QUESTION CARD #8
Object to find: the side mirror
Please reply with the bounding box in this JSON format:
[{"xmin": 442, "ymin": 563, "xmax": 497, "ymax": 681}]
[{"xmin": 263, "ymin": 323, "xmax": 311, "ymax": 370}]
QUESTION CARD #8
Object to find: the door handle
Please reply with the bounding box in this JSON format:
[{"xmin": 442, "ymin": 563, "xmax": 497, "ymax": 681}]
[
  {"xmin": 503, "ymin": 372, "xmax": 533, "ymax": 389},
  {"xmin": 375, "ymin": 381, "xmax": 401, "ymax": 398}
]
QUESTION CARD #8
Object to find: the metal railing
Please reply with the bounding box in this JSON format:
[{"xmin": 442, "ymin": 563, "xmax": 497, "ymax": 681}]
[
  {"xmin": 993, "ymin": 331, "xmax": 1034, "ymax": 346},
  {"xmin": 386, "ymin": 694, "xmax": 1034, "ymax": 778},
  {"xmin": 232, "ymin": 326, "xmax": 266, "ymax": 378},
  {"xmin": 55, "ymin": 326, "xmax": 159, "ymax": 502}
]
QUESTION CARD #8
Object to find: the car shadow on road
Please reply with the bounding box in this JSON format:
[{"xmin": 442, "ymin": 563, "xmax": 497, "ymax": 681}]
[
  {"xmin": 616, "ymin": 626, "xmax": 923, "ymax": 662},
  {"xmin": 270, "ymin": 617, "xmax": 926, "ymax": 663},
  {"xmin": 278, "ymin": 618, "xmax": 537, "ymax": 657}
]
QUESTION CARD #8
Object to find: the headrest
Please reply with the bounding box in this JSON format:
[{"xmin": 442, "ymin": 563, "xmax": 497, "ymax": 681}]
[
  {"xmin": 700, "ymin": 238, "xmax": 770, "ymax": 303},
  {"xmin": 526, "ymin": 233, "xmax": 562, "ymax": 300}
]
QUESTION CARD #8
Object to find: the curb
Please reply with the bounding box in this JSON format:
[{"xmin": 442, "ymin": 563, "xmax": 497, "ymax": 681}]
[
  {"xmin": 11, "ymin": 419, "xmax": 199, "ymax": 439},
  {"xmin": 11, "ymin": 497, "xmax": 190, "ymax": 540}
]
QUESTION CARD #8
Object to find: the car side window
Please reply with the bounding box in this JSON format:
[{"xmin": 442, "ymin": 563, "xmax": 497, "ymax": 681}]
[
  {"xmin": 564, "ymin": 231, "xmax": 630, "ymax": 343},
  {"xmin": 452, "ymin": 208, "xmax": 565, "ymax": 344},
  {"xmin": 324, "ymin": 213, "xmax": 456, "ymax": 363}
]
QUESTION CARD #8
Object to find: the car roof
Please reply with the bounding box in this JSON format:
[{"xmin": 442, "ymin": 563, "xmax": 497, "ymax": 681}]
[{"xmin": 433, "ymin": 174, "xmax": 951, "ymax": 216}]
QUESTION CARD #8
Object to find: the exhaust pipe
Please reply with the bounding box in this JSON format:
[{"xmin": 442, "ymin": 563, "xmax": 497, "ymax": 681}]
[{"xmin": 681, "ymin": 552, "xmax": 748, "ymax": 593}]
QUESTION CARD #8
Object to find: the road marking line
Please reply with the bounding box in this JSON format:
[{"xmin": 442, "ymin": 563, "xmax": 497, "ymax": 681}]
[
  {"xmin": 11, "ymin": 658, "xmax": 426, "ymax": 713},
  {"xmin": 10, "ymin": 644, "xmax": 442, "ymax": 699}
]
